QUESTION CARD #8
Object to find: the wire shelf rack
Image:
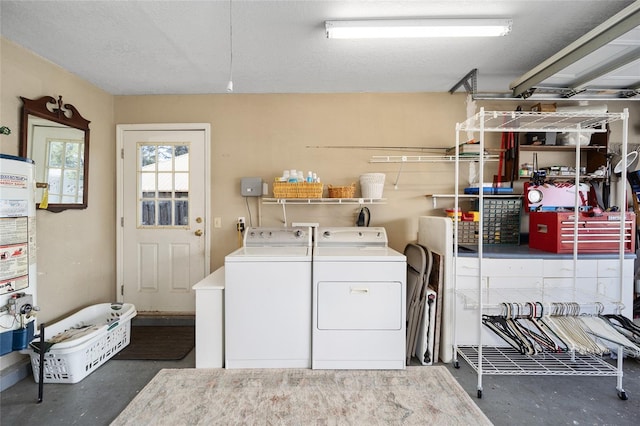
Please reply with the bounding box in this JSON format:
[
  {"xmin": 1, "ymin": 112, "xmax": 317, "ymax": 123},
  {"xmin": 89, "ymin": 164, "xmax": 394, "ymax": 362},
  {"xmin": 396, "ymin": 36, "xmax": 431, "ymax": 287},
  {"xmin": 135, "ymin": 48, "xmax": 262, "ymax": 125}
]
[
  {"xmin": 457, "ymin": 110, "xmax": 626, "ymax": 133},
  {"xmin": 457, "ymin": 346, "xmax": 619, "ymax": 376}
]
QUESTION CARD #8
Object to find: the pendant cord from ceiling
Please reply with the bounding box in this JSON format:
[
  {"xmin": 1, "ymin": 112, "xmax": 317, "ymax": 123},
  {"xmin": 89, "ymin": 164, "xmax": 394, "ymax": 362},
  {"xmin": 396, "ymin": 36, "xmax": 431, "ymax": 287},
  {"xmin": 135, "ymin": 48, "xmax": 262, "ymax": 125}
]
[{"xmin": 227, "ymin": 0, "xmax": 234, "ymax": 92}]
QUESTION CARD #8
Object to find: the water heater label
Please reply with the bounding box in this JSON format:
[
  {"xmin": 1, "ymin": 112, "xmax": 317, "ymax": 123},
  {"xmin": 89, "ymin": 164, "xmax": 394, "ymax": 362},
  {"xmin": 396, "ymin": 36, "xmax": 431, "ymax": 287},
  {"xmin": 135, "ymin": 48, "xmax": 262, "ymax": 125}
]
[{"xmin": 0, "ymin": 173, "xmax": 28, "ymax": 189}]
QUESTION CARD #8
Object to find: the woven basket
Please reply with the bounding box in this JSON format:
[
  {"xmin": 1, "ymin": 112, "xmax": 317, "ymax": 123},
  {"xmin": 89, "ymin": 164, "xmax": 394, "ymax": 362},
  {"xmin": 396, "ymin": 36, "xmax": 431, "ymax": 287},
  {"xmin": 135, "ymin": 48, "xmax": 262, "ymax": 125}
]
[
  {"xmin": 273, "ymin": 182, "xmax": 323, "ymax": 198},
  {"xmin": 327, "ymin": 183, "xmax": 356, "ymax": 198}
]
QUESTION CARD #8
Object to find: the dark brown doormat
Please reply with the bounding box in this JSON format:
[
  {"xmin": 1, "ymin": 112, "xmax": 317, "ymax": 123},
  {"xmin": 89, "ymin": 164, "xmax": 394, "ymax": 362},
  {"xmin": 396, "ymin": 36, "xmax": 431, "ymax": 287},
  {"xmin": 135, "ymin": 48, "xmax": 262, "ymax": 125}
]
[{"xmin": 113, "ymin": 326, "xmax": 195, "ymax": 360}]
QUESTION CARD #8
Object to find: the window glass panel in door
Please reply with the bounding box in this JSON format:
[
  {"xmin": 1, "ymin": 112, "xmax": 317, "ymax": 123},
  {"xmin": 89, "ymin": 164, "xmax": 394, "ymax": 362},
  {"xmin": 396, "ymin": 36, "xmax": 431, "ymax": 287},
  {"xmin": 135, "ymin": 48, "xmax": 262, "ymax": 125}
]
[{"xmin": 137, "ymin": 142, "xmax": 191, "ymax": 228}]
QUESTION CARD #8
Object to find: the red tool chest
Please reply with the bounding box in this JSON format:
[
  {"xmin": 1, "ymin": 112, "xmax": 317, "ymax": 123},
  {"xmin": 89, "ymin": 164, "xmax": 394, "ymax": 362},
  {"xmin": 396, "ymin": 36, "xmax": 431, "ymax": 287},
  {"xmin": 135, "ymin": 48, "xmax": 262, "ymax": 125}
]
[{"xmin": 529, "ymin": 211, "xmax": 636, "ymax": 254}]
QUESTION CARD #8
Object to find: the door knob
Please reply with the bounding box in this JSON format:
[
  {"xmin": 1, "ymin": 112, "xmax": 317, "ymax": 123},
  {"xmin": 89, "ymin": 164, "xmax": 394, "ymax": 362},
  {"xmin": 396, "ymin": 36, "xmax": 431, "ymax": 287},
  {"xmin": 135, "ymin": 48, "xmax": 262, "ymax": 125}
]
[{"xmin": 194, "ymin": 229, "xmax": 203, "ymax": 237}]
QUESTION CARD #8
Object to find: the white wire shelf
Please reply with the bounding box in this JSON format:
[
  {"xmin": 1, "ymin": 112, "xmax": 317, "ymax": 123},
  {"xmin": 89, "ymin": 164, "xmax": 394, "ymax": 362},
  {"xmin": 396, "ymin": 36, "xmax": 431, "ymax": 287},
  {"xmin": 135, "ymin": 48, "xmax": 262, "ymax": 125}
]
[
  {"xmin": 457, "ymin": 346, "xmax": 619, "ymax": 376},
  {"xmin": 426, "ymin": 193, "xmax": 522, "ymax": 208},
  {"xmin": 457, "ymin": 110, "xmax": 626, "ymax": 133},
  {"xmin": 261, "ymin": 197, "xmax": 386, "ymax": 205},
  {"xmin": 370, "ymin": 155, "xmax": 499, "ymax": 163}
]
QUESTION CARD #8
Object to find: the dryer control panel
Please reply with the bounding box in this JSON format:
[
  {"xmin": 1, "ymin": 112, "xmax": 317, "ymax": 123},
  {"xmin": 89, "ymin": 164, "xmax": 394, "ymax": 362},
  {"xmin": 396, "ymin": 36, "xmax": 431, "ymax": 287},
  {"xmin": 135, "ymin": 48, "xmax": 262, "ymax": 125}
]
[{"xmin": 316, "ymin": 227, "xmax": 388, "ymax": 247}]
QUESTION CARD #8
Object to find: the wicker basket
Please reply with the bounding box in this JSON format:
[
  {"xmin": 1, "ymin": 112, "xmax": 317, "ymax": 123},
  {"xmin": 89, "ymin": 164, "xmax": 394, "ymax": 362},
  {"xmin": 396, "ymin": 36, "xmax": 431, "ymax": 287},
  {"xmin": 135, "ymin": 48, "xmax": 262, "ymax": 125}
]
[
  {"xmin": 272, "ymin": 182, "xmax": 323, "ymax": 198},
  {"xmin": 327, "ymin": 183, "xmax": 356, "ymax": 198}
]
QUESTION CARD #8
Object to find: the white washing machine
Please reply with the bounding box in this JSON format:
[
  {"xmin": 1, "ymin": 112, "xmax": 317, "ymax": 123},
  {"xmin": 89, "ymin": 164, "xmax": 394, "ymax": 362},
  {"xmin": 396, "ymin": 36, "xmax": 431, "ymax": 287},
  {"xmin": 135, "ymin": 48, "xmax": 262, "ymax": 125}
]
[
  {"xmin": 225, "ymin": 226, "xmax": 312, "ymax": 368},
  {"xmin": 312, "ymin": 227, "xmax": 406, "ymax": 369}
]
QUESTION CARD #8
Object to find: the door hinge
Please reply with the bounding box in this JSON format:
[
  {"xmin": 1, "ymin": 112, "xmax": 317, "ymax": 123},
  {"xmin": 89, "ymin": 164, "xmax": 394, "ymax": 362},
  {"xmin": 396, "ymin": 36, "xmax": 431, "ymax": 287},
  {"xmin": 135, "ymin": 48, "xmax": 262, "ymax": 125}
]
[
  {"xmin": 120, "ymin": 285, "xmax": 124, "ymax": 296},
  {"xmin": 121, "ymin": 148, "xmax": 124, "ymax": 159},
  {"xmin": 121, "ymin": 217, "xmax": 124, "ymax": 227}
]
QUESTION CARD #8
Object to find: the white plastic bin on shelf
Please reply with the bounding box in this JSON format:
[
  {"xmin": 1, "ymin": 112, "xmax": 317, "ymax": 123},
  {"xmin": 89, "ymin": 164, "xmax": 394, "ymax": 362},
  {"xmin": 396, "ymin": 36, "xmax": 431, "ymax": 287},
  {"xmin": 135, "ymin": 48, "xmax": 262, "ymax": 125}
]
[
  {"xmin": 28, "ymin": 303, "xmax": 137, "ymax": 384},
  {"xmin": 360, "ymin": 173, "xmax": 385, "ymax": 199}
]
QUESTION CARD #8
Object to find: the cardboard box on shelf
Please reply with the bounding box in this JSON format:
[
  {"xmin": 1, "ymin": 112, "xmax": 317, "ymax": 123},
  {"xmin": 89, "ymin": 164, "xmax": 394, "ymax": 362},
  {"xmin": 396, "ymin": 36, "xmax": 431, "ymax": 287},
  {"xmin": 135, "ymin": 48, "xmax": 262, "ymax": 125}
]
[{"xmin": 530, "ymin": 103, "xmax": 556, "ymax": 112}]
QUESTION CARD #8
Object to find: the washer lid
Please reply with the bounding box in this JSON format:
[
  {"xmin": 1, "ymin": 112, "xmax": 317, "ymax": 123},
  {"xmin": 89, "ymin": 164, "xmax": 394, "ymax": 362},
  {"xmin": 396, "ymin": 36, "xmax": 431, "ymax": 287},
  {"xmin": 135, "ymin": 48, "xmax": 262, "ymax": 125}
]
[
  {"xmin": 225, "ymin": 246, "xmax": 311, "ymax": 262},
  {"xmin": 313, "ymin": 246, "xmax": 405, "ymax": 262}
]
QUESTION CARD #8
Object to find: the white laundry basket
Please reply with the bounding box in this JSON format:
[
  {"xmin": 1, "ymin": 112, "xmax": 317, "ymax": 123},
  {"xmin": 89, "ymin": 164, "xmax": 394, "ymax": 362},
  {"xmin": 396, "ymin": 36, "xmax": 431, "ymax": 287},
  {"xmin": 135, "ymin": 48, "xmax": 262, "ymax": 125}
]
[
  {"xmin": 28, "ymin": 303, "xmax": 137, "ymax": 384},
  {"xmin": 360, "ymin": 173, "xmax": 386, "ymax": 199}
]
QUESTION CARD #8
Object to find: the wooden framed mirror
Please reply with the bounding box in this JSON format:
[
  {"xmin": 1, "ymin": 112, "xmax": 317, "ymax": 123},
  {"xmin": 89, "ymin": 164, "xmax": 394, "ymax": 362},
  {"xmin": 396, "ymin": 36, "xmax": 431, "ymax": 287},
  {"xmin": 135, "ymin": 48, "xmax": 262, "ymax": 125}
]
[{"xmin": 19, "ymin": 96, "xmax": 90, "ymax": 212}]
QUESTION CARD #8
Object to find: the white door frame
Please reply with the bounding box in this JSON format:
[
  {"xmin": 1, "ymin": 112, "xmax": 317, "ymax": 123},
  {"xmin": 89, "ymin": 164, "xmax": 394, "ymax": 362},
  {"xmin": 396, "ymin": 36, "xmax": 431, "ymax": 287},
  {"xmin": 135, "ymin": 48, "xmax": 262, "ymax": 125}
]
[{"xmin": 115, "ymin": 123, "xmax": 211, "ymax": 304}]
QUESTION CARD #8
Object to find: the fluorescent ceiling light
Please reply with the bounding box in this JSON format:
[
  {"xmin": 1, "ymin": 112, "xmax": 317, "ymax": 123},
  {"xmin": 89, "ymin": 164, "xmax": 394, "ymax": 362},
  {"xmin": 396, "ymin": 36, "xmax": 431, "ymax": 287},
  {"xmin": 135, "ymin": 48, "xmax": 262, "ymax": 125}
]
[{"xmin": 325, "ymin": 19, "xmax": 512, "ymax": 39}]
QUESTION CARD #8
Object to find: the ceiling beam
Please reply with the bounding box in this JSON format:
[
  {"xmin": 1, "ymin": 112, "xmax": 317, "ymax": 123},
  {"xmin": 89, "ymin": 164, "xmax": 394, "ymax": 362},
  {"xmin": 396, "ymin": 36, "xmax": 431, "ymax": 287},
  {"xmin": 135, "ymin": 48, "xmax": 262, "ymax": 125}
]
[
  {"xmin": 567, "ymin": 48, "xmax": 640, "ymax": 92},
  {"xmin": 509, "ymin": 1, "xmax": 640, "ymax": 98}
]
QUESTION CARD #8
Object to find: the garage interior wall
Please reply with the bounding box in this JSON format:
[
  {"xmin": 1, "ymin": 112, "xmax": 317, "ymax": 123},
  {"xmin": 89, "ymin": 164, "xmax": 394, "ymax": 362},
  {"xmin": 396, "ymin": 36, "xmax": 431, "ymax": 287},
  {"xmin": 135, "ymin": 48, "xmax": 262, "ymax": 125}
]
[{"xmin": 1, "ymin": 37, "xmax": 640, "ymax": 371}]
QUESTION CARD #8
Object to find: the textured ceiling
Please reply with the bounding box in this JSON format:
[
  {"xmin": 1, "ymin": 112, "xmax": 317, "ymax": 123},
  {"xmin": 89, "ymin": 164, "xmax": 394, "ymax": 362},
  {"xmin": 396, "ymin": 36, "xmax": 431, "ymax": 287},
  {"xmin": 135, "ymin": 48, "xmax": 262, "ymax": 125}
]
[{"xmin": 0, "ymin": 0, "xmax": 636, "ymax": 96}]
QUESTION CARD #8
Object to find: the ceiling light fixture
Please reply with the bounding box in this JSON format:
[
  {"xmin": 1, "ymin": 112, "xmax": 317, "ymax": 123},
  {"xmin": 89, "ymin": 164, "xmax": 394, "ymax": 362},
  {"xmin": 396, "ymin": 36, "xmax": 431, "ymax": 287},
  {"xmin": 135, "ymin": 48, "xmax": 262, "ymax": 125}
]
[{"xmin": 325, "ymin": 18, "xmax": 512, "ymax": 39}]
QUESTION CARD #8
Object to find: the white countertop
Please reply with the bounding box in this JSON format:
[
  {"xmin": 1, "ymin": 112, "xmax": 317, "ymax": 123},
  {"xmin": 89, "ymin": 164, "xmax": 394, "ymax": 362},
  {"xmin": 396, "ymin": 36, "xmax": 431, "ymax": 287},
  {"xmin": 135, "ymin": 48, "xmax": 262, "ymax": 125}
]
[{"xmin": 192, "ymin": 266, "xmax": 225, "ymax": 290}]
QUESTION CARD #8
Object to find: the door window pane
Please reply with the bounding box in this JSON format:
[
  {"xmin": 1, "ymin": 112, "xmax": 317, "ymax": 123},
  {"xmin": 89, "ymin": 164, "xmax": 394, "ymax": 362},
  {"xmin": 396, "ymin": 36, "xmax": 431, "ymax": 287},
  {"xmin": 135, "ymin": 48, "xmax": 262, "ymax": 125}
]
[
  {"xmin": 175, "ymin": 201, "xmax": 189, "ymax": 226},
  {"xmin": 158, "ymin": 201, "xmax": 172, "ymax": 226},
  {"xmin": 137, "ymin": 142, "xmax": 191, "ymax": 228},
  {"xmin": 141, "ymin": 201, "xmax": 155, "ymax": 226}
]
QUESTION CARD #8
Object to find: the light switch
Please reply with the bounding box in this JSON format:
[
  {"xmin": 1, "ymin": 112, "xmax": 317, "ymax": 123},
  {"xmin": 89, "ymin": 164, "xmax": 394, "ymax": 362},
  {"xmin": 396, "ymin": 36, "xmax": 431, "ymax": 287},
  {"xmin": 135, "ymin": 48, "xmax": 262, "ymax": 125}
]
[{"xmin": 214, "ymin": 217, "xmax": 222, "ymax": 228}]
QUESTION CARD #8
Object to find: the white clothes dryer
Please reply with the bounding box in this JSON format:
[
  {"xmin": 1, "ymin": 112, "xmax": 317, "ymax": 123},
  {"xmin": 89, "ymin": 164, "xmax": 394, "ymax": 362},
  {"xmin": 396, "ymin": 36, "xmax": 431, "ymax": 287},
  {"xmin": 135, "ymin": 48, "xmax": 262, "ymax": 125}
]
[
  {"xmin": 312, "ymin": 227, "xmax": 406, "ymax": 369},
  {"xmin": 225, "ymin": 227, "xmax": 312, "ymax": 368}
]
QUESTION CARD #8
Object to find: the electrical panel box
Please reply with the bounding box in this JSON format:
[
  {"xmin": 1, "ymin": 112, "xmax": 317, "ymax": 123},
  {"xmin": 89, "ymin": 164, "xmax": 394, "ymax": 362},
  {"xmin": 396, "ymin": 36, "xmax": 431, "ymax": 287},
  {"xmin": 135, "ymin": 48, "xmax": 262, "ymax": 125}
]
[{"xmin": 241, "ymin": 177, "xmax": 263, "ymax": 197}]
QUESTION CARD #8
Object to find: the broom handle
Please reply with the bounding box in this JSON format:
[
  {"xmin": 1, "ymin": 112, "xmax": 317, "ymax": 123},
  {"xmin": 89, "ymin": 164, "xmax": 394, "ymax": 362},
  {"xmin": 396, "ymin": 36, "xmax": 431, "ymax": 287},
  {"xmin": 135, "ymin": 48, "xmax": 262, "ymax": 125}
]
[{"xmin": 37, "ymin": 322, "xmax": 45, "ymax": 403}]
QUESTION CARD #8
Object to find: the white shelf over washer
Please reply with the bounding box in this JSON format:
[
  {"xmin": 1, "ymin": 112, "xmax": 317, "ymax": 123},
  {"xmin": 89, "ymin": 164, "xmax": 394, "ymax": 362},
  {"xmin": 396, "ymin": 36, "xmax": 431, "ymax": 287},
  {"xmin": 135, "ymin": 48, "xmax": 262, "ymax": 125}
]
[{"xmin": 261, "ymin": 197, "xmax": 386, "ymax": 205}]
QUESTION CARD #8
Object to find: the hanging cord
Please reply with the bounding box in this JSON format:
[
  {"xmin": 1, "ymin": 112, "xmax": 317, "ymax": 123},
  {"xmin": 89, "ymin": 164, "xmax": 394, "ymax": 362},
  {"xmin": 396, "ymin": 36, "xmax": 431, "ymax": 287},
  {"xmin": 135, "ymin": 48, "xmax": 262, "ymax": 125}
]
[
  {"xmin": 226, "ymin": 0, "xmax": 234, "ymax": 92},
  {"xmin": 244, "ymin": 196, "xmax": 253, "ymax": 227}
]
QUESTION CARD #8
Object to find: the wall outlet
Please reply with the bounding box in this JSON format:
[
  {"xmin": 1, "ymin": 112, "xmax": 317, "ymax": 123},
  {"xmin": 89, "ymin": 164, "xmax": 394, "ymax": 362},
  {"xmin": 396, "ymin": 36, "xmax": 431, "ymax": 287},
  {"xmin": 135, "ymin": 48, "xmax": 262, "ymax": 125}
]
[{"xmin": 237, "ymin": 217, "xmax": 245, "ymax": 224}]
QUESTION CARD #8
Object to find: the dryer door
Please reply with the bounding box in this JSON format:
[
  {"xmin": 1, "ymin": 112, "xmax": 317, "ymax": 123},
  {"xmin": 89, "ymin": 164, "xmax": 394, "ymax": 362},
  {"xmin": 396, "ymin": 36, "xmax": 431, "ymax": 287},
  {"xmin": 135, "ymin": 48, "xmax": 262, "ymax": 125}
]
[{"xmin": 317, "ymin": 281, "xmax": 402, "ymax": 330}]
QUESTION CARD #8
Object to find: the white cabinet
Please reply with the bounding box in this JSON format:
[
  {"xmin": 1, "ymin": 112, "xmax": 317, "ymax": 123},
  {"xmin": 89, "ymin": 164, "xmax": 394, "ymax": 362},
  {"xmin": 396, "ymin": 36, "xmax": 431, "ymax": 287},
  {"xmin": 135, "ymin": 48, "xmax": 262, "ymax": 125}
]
[
  {"xmin": 453, "ymin": 257, "xmax": 634, "ymax": 347},
  {"xmin": 596, "ymin": 259, "xmax": 634, "ymax": 317},
  {"xmin": 192, "ymin": 267, "xmax": 225, "ymax": 369}
]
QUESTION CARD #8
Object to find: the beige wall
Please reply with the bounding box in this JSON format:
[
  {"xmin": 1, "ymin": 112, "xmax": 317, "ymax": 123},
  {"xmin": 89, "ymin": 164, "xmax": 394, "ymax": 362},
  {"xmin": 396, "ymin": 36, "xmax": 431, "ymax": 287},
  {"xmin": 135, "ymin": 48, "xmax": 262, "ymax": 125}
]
[
  {"xmin": 2, "ymin": 36, "xmax": 640, "ymax": 337},
  {"xmin": 114, "ymin": 93, "xmax": 477, "ymax": 267},
  {"xmin": 115, "ymin": 95, "xmax": 640, "ymax": 271},
  {"xmin": 1, "ymin": 38, "xmax": 116, "ymax": 325}
]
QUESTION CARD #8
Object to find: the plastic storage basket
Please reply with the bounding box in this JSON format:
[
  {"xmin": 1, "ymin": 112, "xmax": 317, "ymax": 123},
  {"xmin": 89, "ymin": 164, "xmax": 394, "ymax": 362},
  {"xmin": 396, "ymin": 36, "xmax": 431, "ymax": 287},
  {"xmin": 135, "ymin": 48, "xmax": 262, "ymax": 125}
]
[
  {"xmin": 28, "ymin": 303, "xmax": 137, "ymax": 384},
  {"xmin": 360, "ymin": 173, "xmax": 385, "ymax": 199}
]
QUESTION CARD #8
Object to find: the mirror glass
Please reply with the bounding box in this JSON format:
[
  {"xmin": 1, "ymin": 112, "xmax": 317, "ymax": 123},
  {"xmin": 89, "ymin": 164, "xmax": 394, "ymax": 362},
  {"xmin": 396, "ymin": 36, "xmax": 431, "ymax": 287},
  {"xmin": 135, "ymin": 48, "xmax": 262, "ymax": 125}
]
[{"xmin": 19, "ymin": 96, "xmax": 90, "ymax": 212}]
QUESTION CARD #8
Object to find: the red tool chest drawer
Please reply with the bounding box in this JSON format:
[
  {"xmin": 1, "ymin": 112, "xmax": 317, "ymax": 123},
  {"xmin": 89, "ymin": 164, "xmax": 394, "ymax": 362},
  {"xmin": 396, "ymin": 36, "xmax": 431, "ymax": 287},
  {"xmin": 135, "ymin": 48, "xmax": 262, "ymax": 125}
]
[{"xmin": 529, "ymin": 211, "xmax": 636, "ymax": 254}]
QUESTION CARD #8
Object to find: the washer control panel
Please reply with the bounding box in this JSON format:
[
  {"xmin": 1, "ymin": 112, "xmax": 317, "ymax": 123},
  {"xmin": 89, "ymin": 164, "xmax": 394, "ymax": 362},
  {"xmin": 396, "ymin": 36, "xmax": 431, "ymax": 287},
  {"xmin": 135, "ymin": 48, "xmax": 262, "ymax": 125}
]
[{"xmin": 244, "ymin": 227, "xmax": 311, "ymax": 247}]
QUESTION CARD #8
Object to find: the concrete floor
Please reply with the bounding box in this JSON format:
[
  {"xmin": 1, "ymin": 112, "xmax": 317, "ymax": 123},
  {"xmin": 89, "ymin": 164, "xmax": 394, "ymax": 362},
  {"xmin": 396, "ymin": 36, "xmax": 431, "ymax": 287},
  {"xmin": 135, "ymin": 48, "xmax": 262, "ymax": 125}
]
[
  {"xmin": 450, "ymin": 356, "xmax": 640, "ymax": 426},
  {"xmin": 2, "ymin": 352, "xmax": 639, "ymax": 425}
]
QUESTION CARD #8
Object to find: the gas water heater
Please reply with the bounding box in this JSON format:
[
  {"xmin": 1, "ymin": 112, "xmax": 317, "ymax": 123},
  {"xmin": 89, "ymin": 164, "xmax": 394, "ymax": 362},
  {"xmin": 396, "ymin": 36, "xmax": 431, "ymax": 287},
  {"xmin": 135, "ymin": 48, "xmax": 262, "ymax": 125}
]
[{"xmin": 0, "ymin": 154, "xmax": 37, "ymax": 355}]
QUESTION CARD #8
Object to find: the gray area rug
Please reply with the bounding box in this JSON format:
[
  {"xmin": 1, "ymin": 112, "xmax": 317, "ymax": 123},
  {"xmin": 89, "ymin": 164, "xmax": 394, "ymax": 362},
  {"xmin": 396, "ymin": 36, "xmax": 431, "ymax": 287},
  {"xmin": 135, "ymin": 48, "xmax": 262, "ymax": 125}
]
[{"xmin": 111, "ymin": 366, "xmax": 491, "ymax": 425}]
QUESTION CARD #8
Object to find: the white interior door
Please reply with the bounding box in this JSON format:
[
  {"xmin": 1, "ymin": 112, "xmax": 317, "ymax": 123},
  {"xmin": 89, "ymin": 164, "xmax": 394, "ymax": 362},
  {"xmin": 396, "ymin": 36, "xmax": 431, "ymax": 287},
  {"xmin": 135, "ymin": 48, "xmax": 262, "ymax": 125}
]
[{"xmin": 116, "ymin": 124, "xmax": 210, "ymax": 313}]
